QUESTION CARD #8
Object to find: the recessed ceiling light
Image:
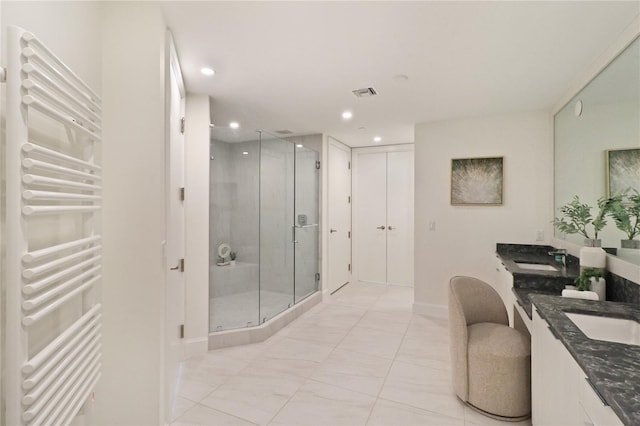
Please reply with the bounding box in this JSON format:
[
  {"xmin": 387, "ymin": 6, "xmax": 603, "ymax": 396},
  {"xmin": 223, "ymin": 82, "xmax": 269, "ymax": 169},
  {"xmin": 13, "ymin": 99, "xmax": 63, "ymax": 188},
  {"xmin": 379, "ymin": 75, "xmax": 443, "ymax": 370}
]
[
  {"xmin": 229, "ymin": 122, "xmax": 239, "ymax": 129},
  {"xmin": 296, "ymin": 144, "xmax": 303, "ymax": 148},
  {"xmin": 374, "ymin": 136, "xmax": 382, "ymax": 142},
  {"xmin": 201, "ymin": 67, "xmax": 215, "ymax": 76},
  {"xmin": 242, "ymin": 151, "xmax": 249, "ymax": 155},
  {"xmin": 342, "ymin": 111, "xmax": 353, "ymax": 120}
]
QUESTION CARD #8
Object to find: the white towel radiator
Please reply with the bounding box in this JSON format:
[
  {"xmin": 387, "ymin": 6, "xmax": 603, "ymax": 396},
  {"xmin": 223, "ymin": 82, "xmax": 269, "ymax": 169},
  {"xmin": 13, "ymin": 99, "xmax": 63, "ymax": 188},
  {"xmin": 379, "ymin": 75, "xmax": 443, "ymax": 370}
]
[{"xmin": 5, "ymin": 25, "xmax": 102, "ymax": 425}]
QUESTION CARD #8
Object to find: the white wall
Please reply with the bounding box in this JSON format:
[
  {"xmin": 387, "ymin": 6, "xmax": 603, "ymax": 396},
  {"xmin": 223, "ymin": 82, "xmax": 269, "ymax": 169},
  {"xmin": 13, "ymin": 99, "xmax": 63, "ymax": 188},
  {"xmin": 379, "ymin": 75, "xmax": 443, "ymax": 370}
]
[
  {"xmin": 414, "ymin": 112, "xmax": 553, "ymax": 315},
  {"xmin": 1, "ymin": 1, "xmax": 101, "ymax": 91},
  {"xmin": 184, "ymin": 94, "xmax": 210, "ymax": 356},
  {"xmin": 98, "ymin": 3, "xmax": 167, "ymax": 424}
]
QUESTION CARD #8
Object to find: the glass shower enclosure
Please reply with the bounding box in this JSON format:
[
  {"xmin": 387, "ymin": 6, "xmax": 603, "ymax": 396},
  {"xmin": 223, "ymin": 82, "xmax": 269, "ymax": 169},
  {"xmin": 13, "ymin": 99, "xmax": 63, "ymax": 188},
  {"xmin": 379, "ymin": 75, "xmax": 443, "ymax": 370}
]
[{"xmin": 209, "ymin": 128, "xmax": 319, "ymax": 332}]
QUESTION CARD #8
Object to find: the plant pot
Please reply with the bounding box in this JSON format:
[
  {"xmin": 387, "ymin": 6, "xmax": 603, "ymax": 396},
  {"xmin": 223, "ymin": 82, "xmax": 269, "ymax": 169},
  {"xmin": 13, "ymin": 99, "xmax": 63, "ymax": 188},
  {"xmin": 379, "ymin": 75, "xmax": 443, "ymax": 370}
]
[
  {"xmin": 229, "ymin": 260, "xmax": 236, "ymax": 266},
  {"xmin": 621, "ymin": 239, "xmax": 640, "ymax": 249},
  {"xmin": 579, "ymin": 247, "xmax": 606, "ymax": 269},
  {"xmin": 590, "ymin": 277, "xmax": 606, "ymax": 301},
  {"xmin": 583, "ymin": 238, "xmax": 602, "ymax": 247}
]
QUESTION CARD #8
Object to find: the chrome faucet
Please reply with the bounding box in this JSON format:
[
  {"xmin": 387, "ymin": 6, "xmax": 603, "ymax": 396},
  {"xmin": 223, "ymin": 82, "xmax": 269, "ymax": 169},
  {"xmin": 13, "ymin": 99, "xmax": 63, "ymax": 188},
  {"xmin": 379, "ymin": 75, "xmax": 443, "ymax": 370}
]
[{"xmin": 548, "ymin": 249, "xmax": 568, "ymax": 268}]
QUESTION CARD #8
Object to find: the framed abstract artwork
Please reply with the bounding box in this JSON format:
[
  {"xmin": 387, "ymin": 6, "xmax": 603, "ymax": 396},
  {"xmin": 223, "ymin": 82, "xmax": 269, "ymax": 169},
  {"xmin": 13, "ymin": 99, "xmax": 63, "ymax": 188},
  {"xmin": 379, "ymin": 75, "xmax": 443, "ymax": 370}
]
[
  {"xmin": 451, "ymin": 157, "xmax": 503, "ymax": 205},
  {"xmin": 606, "ymin": 148, "xmax": 640, "ymax": 197}
]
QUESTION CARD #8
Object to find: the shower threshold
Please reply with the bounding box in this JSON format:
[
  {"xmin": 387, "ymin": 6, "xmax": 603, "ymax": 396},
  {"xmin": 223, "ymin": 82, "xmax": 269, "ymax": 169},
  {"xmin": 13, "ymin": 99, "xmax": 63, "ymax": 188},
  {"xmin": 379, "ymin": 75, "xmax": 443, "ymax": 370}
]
[{"xmin": 208, "ymin": 291, "xmax": 322, "ymax": 350}]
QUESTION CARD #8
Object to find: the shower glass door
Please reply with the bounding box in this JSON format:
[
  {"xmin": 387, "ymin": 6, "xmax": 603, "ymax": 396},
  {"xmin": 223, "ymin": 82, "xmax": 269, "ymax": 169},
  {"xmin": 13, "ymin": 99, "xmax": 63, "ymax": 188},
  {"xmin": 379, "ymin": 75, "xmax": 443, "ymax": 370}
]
[
  {"xmin": 259, "ymin": 133, "xmax": 295, "ymax": 323},
  {"xmin": 209, "ymin": 128, "xmax": 320, "ymax": 332},
  {"xmin": 294, "ymin": 144, "xmax": 320, "ymax": 303}
]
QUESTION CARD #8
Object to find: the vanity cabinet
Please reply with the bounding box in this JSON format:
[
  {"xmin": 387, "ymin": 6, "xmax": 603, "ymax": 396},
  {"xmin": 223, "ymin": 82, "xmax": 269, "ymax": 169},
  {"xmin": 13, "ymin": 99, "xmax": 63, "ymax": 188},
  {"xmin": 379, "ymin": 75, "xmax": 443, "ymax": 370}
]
[
  {"xmin": 532, "ymin": 307, "xmax": 583, "ymax": 425},
  {"xmin": 494, "ymin": 256, "xmax": 514, "ymax": 325},
  {"xmin": 531, "ymin": 306, "xmax": 623, "ymax": 426}
]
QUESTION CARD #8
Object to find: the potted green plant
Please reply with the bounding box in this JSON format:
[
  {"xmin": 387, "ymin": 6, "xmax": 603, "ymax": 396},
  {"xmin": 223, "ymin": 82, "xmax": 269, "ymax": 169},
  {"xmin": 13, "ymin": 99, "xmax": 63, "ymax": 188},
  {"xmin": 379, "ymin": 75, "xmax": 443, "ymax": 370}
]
[
  {"xmin": 607, "ymin": 189, "xmax": 640, "ymax": 249},
  {"xmin": 229, "ymin": 251, "xmax": 237, "ymax": 266},
  {"xmin": 552, "ymin": 195, "xmax": 610, "ymax": 247},
  {"xmin": 574, "ymin": 267, "xmax": 605, "ymax": 301}
]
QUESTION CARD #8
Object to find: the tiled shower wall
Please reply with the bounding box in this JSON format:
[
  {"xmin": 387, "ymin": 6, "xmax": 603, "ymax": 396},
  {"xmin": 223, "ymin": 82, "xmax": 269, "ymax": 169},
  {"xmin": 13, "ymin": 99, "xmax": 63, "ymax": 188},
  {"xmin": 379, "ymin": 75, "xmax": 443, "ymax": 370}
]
[
  {"xmin": 210, "ymin": 139, "xmax": 260, "ymax": 266},
  {"xmin": 210, "ymin": 138, "xmax": 260, "ymax": 297}
]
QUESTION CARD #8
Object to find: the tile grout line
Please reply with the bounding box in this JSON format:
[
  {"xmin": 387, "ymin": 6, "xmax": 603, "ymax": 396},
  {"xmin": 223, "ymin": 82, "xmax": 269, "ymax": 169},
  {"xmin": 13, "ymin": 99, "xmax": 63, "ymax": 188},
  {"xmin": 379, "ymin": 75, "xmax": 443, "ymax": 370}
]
[
  {"xmin": 267, "ymin": 282, "xmax": 385, "ymax": 425},
  {"xmin": 172, "ymin": 400, "xmax": 262, "ymax": 426},
  {"xmin": 265, "ymin": 286, "xmax": 369, "ymax": 425},
  {"xmin": 365, "ymin": 292, "xmax": 415, "ymax": 425}
]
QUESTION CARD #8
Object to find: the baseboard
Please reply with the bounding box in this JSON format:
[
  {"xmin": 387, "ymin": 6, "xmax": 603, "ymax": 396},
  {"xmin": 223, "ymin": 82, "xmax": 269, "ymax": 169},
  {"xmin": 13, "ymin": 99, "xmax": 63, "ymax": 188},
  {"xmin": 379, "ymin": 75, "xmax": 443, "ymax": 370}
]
[
  {"xmin": 185, "ymin": 337, "xmax": 208, "ymax": 358},
  {"xmin": 413, "ymin": 302, "xmax": 448, "ymax": 319}
]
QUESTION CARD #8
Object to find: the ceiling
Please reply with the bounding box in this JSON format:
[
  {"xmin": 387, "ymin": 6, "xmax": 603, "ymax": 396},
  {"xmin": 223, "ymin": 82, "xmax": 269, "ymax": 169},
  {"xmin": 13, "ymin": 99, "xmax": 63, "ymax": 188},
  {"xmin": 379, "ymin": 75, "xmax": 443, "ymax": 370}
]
[{"xmin": 161, "ymin": 1, "xmax": 639, "ymax": 147}]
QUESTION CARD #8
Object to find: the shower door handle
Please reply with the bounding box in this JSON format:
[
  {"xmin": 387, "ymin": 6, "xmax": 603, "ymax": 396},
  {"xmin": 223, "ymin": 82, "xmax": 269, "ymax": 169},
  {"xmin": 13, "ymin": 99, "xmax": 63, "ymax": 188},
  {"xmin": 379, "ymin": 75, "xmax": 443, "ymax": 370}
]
[
  {"xmin": 330, "ymin": 229, "xmax": 337, "ymax": 233},
  {"xmin": 376, "ymin": 226, "xmax": 386, "ymax": 230}
]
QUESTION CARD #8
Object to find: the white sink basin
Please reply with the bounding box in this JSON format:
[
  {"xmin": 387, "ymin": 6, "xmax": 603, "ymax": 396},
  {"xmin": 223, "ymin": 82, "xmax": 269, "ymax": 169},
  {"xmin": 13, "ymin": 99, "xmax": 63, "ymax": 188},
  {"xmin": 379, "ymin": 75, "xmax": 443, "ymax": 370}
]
[
  {"xmin": 515, "ymin": 262, "xmax": 558, "ymax": 272},
  {"xmin": 566, "ymin": 312, "xmax": 640, "ymax": 346}
]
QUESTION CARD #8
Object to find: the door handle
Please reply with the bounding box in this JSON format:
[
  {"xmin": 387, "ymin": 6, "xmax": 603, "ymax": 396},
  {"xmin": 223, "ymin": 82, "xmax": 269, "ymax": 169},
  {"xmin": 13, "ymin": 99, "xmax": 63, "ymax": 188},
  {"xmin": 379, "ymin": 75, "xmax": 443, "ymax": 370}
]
[
  {"xmin": 376, "ymin": 226, "xmax": 385, "ymax": 230},
  {"xmin": 170, "ymin": 259, "xmax": 184, "ymax": 272},
  {"xmin": 330, "ymin": 229, "xmax": 337, "ymax": 233},
  {"xmin": 388, "ymin": 226, "xmax": 395, "ymax": 231}
]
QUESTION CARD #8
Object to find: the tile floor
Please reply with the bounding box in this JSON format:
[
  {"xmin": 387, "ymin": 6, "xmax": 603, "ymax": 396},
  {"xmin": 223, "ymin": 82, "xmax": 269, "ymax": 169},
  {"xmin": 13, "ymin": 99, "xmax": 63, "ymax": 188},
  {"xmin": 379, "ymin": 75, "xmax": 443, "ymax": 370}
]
[{"xmin": 171, "ymin": 282, "xmax": 532, "ymax": 426}]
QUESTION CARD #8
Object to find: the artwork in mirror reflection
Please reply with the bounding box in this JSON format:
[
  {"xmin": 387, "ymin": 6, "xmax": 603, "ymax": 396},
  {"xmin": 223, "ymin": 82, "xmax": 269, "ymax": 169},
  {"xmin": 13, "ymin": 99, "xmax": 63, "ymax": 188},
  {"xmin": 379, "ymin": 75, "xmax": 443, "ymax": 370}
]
[
  {"xmin": 607, "ymin": 148, "xmax": 640, "ymax": 197},
  {"xmin": 554, "ymin": 36, "xmax": 640, "ymax": 265}
]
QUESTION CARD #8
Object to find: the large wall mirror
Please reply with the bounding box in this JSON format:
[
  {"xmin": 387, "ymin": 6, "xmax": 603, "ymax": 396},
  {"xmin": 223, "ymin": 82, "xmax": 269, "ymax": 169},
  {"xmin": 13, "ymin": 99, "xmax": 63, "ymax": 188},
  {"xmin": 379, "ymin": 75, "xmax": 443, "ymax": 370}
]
[{"xmin": 554, "ymin": 36, "xmax": 640, "ymax": 265}]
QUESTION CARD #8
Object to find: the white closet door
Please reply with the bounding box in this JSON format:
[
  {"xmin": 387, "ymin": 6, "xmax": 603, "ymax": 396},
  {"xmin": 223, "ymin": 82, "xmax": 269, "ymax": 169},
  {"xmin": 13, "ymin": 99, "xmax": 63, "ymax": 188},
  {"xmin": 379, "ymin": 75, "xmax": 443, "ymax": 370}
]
[
  {"xmin": 328, "ymin": 141, "xmax": 352, "ymax": 293},
  {"xmin": 386, "ymin": 151, "xmax": 414, "ymax": 286},
  {"xmin": 356, "ymin": 152, "xmax": 387, "ymax": 283}
]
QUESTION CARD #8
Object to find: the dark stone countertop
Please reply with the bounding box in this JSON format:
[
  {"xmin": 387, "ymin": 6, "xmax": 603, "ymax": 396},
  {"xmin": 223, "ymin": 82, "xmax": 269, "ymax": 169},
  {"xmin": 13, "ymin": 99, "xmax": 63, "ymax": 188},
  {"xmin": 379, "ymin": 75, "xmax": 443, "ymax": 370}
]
[
  {"xmin": 531, "ymin": 294, "xmax": 640, "ymax": 426},
  {"xmin": 496, "ymin": 243, "xmax": 580, "ymax": 318},
  {"xmin": 496, "ymin": 243, "xmax": 580, "ymax": 284},
  {"xmin": 512, "ymin": 287, "xmax": 557, "ymax": 319}
]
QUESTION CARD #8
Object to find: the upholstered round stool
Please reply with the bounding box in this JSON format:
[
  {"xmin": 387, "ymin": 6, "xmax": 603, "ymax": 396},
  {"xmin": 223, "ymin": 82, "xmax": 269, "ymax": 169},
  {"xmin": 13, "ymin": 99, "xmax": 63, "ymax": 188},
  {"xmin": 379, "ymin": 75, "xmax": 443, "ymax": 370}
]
[
  {"xmin": 467, "ymin": 322, "xmax": 531, "ymax": 419},
  {"xmin": 448, "ymin": 276, "xmax": 531, "ymax": 421}
]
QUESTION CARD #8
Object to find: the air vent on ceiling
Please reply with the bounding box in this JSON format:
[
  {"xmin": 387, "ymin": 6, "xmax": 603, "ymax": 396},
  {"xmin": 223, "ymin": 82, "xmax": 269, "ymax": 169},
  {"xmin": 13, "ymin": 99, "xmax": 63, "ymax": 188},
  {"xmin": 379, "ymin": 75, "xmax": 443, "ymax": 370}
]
[
  {"xmin": 352, "ymin": 87, "xmax": 377, "ymax": 98},
  {"xmin": 275, "ymin": 129, "xmax": 294, "ymax": 135}
]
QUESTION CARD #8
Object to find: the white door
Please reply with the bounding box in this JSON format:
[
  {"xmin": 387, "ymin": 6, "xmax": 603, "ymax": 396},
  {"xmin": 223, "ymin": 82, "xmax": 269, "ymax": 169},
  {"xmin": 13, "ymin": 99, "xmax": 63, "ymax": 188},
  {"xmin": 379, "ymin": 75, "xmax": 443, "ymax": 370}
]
[
  {"xmin": 165, "ymin": 32, "xmax": 186, "ymax": 421},
  {"xmin": 355, "ymin": 152, "xmax": 387, "ymax": 284},
  {"xmin": 386, "ymin": 151, "xmax": 414, "ymax": 286},
  {"xmin": 327, "ymin": 139, "xmax": 352, "ymax": 293}
]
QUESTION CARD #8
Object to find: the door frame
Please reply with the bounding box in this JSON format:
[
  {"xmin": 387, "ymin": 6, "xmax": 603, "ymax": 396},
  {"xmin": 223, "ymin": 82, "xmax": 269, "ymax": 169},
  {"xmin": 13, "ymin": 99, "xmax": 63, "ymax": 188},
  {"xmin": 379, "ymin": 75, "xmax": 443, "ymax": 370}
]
[
  {"xmin": 326, "ymin": 137, "xmax": 352, "ymax": 294},
  {"xmin": 351, "ymin": 144, "xmax": 414, "ymax": 285},
  {"xmin": 164, "ymin": 29, "xmax": 186, "ymax": 423}
]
